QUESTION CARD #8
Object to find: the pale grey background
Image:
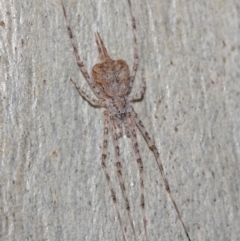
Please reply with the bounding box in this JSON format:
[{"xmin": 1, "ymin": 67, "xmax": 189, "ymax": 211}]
[{"xmin": 0, "ymin": 0, "xmax": 239, "ymax": 241}]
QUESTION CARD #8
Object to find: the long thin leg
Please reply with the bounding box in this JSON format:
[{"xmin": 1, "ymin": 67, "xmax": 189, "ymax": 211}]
[
  {"xmin": 127, "ymin": 0, "xmax": 139, "ymax": 89},
  {"xmin": 127, "ymin": 116, "xmax": 148, "ymax": 241},
  {"xmin": 101, "ymin": 112, "xmax": 127, "ymax": 241},
  {"xmin": 129, "ymin": 69, "xmax": 146, "ymax": 102},
  {"xmin": 61, "ymin": 1, "xmax": 104, "ymax": 99},
  {"xmin": 70, "ymin": 78, "xmax": 103, "ymax": 107},
  {"xmin": 131, "ymin": 108, "xmax": 192, "ymax": 241},
  {"xmin": 110, "ymin": 117, "xmax": 137, "ymax": 241}
]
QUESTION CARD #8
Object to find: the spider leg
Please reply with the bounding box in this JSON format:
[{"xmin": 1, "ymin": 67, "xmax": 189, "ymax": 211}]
[
  {"xmin": 61, "ymin": 1, "xmax": 104, "ymax": 99},
  {"xmin": 130, "ymin": 108, "xmax": 192, "ymax": 241},
  {"xmin": 101, "ymin": 112, "xmax": 127, "ymax": 241},
  {"xmin": 115, "ymin": 118, "xmax": 124, "ymax": 139},
  {"xmin": 127, "ymin": 0, "xmax": 139, "ymax": 89},
  {"xmin": 126, "ymin": 115, "xmax": 148, "ymax": 241},
  {"xmin": 70, "ymin": 78, "xmax": 104, "ymax": 107},
  {"xmin": 129, "ymin": 69, "xmax": 146, "ymax": 102},
  {"xmin": 110, "ymin": 117, "xmax": 137, "ymax": 241}
]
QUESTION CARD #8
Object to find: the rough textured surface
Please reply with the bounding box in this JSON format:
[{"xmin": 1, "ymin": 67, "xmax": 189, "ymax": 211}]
[{"xmin": 0, "ymin": 0, "xmax": 239, "ymax": 241}]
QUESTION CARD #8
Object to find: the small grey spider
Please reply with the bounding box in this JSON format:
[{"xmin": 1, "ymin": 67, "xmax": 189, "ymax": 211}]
[{"xmin": 61, "ymin": 0, "xmax": 191, "ymax": 240}]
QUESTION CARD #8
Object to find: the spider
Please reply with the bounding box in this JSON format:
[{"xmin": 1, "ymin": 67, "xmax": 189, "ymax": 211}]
[{"xmin": 61, "ymin": 0, "xmax": 191, "ymax": 240}]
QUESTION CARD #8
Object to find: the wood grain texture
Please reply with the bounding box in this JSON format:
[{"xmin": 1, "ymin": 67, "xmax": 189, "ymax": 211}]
[{"xmin": 0, "ymin": 0, "xmax": 239, "ymax": 240}]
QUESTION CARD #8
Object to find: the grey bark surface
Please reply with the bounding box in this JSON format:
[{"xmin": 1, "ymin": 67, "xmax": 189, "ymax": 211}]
[{"xmin": 0, "ymin": 0, "xmax": 239, "ymax": 241}]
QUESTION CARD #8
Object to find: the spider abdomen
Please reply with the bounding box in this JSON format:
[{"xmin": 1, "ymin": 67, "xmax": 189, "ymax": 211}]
[{"xmin": 92, "ymin": 59, "xmax": 131, "ymax": 97}]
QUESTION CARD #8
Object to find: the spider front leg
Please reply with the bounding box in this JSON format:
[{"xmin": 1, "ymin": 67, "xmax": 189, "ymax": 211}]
[
  {"xmin": 129, "ymin": 69, "xmax": 146, "ymax": 102},
  {"xmin": 110, "ymin": 117, "xmax": 137, "ymax": 241},
  {"xmin": 131, "ymin": 108, "xmax": 192, "ymax": 241},
  {"xmin": 127, "ymin": 115, "xmax": 148, "ymax": 241},
  {"xmin": 101, "ymin": 112, "xmax": 127, "ymax": 241}
]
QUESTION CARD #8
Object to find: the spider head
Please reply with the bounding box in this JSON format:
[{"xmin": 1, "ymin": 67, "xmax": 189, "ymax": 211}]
[{"xmin": 92, "ymin": 59, "xmax": 131, "ymax": 97}]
